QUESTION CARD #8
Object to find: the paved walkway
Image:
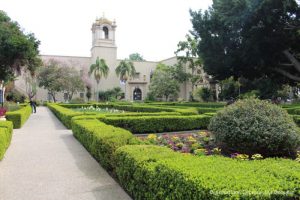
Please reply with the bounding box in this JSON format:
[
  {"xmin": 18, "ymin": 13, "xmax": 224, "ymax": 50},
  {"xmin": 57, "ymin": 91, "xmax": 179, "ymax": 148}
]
[{"xmin": 0, "ymin": 107, "xmax": 131, "ymax": 200}]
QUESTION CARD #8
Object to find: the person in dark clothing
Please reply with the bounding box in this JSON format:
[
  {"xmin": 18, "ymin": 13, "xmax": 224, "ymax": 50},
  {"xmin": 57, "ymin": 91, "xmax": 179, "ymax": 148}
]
[{"xmin": 29, "ymin": 100, "xmax": 36, "ymax": 113}]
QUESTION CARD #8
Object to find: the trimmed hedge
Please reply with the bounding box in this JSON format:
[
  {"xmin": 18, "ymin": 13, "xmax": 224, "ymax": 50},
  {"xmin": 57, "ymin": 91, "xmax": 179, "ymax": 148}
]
[
  {"xmin": 48, "ymin": 103, "xmax": 96, "ymax": 128},
  {"xmin": 6, "ymin": 104, "xmax": 32, "ymax": 128},
  {"xmin": 146, "ymin": 102, "xmax": 226, "ymax": 108},
  {"xmin": 71, "ymin": 118, "xmax": 139, "ymax": 171},
  {"xmin": 101, "ymin": 115, "xmax": 212, "ymax": 133},
  {"xmin": 115, "ymin": 145, "xmax": 300, "ymax": 200},
  {"xmin": 0, "ymin": 121, "xmax": 13, "ymax": 160},
  {"xmin": 209, "ymin": 99, "xmax": 300, "ymax": 157}
]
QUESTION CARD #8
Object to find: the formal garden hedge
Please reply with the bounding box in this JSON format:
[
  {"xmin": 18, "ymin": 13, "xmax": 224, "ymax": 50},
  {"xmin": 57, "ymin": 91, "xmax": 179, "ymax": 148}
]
[
  {"xmin": 101, "ymin": 115, "xmax": 211, "ymax": 133},
  {"xmin": 145, "ymin": 102, "xmax": 226, "ymax": 108},
  {"xmin": 0, "ymin": 121, "xmax": 13, "ymax": 160},
  {"xmin": 115, "ymin": 145, "xmax": 299, "ymax": 200},
  {"xmin": 48, "ymin": 102, "xmax": 300, "ymax": 199},
  {"xmin": 6, "ymin": 104, "xmax": 32, "ymax": 128},
  {"xmin": 48, "ymin": 103, "xmax": 96, "ymax": 128},
  {"xmin": 71, "ymin": 118, "xmax": 141, "ymax": 171}
]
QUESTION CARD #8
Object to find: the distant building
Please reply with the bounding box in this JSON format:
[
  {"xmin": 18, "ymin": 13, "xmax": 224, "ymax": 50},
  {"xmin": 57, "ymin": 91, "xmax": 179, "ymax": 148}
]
[{"xmin": 15, "ymin": 17, "xmax": 214, "ymax": 102}]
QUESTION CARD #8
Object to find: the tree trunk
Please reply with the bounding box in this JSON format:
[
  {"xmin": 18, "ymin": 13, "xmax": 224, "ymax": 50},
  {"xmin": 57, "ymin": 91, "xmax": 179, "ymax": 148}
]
[{"xmin": 51, "ymin": 92, "xmax": 56, "ymax": 102}]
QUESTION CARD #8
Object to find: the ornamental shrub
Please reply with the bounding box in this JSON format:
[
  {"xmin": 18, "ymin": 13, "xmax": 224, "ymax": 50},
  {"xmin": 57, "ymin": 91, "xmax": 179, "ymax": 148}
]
[{"xmin": 209, "ymin": 99, "xmax": 300, "ymax": 158}]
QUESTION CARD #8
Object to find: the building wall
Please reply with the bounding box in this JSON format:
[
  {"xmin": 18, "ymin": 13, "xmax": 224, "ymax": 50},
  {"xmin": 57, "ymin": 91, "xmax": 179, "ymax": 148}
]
[{"xmin": 14, "ymin": 17, "xmax": 207, "ymax": 102}]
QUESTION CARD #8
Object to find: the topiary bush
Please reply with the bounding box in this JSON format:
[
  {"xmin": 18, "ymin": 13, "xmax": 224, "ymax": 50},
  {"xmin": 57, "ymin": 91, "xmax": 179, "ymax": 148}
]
[{"xmin": 209, "ymin": 99, "xmax": 300, "ymax": 158}]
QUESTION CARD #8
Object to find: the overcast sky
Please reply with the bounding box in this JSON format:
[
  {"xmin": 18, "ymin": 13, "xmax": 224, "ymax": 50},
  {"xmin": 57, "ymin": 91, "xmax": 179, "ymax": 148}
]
[{"xmin": 0, "ymin": 0, "xmax": 212, "ymax": 61}]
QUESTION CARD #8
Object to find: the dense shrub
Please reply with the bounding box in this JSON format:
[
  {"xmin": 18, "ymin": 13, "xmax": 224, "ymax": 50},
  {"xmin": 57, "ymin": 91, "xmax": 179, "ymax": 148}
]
[
  {"xmin": 209, "ymin": 99, "xmax": 300, "ymax": 157},
  {"xmin": 0, "ymin": 121, "xmax": 13, "ymax": 160},
  {"xmin": 6, "ymin": 104, "xmax": 32, "ymax": 128},
  {"xmin": 101, "ymin": 115, "xmax": 211, "ymax": 133},
  {"xmin": 115, "ymin": 145, "xmax": 300, "ymax": 200},
  {"xmin": 71, "ymin": 118, "xmax": 137, "ymax": 171}
]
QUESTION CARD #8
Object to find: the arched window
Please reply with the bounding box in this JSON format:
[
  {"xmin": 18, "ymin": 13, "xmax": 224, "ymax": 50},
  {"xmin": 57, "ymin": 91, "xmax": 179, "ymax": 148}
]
[
  {"xmin": 133, "ymin": 88, "xmax": 142, "ymax": 101},
  {"xmin": 103, "ymin": 27, "xmax": 109, "ymax": 39}
]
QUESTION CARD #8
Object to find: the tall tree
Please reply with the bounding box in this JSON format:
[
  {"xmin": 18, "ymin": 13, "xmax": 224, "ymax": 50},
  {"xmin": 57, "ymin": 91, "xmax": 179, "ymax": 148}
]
[
  {"xmin": 149, "ymin": 63, "xmax": 180, "ymax": 101},
  {"xmin": 115, "ymin": 60, "xmax": 136, "ymax": 97},
  {"xmin": 61, "ymin": 67, "xmax": 84, "ymax": 101},
  {"xmin": 190, "ymin": 0, "xmax": 300, "ymax": 83},
  {"xmin": 0, "ymin": 11, "xmax": 41, "ymax": 83},
  {"xmin": 38, "ymin": 60, "xmax": 85, "ymax": 102},
  {"xmin": 175, "ymin": 34, "xmax": 203, "ymax": 92},
  {"xmin": 89, "ymin": 57, "xmax": 109, "ymax": 101},
  {"xmin": 128, "ymin": 53, "xmax": 145, "ymax": 61},
  {"xmin": 37, "ymin": 60, "xmax": 64, "ymax": 102}
]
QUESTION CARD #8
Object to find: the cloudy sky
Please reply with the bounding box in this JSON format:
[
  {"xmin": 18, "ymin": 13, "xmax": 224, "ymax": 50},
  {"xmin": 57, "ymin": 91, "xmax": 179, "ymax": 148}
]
[{"xmin": 0, "ymin": 0, "xmax": 212, "ymax": 61}]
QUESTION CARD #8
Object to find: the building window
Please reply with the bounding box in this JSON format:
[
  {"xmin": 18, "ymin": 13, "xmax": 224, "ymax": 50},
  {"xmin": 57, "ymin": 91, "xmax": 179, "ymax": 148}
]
[
  {"xmin": 64, "ymin": 93, "xmax": 68, "ymax": 101},
  {"xmin": 133, "ymin": 72, "xmax": 140, "ymax": 79},
  {"xmin": 103, "ymin": 27, "xmax": 109, "ymax": 39},
  {"xmin": 80, "ymin": 92, "xmax": 84, "ymax": 99}
]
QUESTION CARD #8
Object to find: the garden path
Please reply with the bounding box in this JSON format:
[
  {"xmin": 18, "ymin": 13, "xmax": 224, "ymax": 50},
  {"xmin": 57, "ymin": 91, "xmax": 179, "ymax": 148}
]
[{"xmin": 0, "ymin": 107, "xmax": 131, "ymax": 200}]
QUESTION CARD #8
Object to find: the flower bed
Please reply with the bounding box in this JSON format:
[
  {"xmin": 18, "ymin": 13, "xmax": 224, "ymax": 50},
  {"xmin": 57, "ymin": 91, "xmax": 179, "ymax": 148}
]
[
  {"xmin": 73, "ymin": 106, "xmax": 125, "ymax": 114},
  {"xmin": 138, "ymin": 131, "xmax": 219, "ymax": 155}
]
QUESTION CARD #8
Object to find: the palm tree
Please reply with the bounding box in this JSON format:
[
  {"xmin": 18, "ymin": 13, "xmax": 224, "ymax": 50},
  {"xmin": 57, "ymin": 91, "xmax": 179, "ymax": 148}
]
[
  {"xmin": 89, "ymin": 57, "xmax": 109, "ymax": 101},
  {"xmin": 115, "ymin": 60, "xmax": 136, "ymax": 99}
]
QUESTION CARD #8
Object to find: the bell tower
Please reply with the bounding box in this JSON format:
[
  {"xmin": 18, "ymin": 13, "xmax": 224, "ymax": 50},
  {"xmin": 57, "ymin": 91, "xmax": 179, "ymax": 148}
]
[{"xmin": 91, "ymin": 16, "xmax": 117, "ymax": 62}]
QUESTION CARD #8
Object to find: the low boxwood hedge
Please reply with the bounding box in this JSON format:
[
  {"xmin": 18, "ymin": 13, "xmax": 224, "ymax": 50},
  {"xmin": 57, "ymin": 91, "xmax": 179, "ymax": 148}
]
[
  {"xmin": 0, "ymin": 121, "xmax": 13, "ymax": 160},
  {"xmin": 146, "ymin": 102, "xmax": 226, "ymax": 108},
  {"xmin": 101, "ymin": 115, "xmax": 212, "ymax": 133},
  {"xmin": 71, "ymin": 118, "xmax": 140, "ymax": 171},
  {"xmin": 48, "ymin": 103, "xmax": 97, "ymax": 128},
  {"xmin": 115, "ymin": 145, "xmax": 300, "ymax": 200},
  {"xmin": 6, "ymin": 104, "xmax": 32, "ymax": 128}
]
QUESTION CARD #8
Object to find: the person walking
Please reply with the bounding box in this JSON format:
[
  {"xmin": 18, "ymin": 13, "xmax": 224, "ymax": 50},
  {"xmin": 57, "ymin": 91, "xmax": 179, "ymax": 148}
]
[{"xmin": 29, "ymin": 99, "xmax": 36, "ymax": 113}]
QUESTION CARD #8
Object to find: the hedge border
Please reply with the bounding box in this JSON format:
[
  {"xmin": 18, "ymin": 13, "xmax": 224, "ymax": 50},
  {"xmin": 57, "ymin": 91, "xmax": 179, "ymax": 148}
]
[
  {"xmin": 6, "ymin": 104, "xmax": 32, "ymax": 128},
  {"xmin": 46, "ymin": 103, "xmax": 300, "ymax": 200},
  {"xmin": 0, "ymin": 121, "xmax": 13, "ymax": 160}
]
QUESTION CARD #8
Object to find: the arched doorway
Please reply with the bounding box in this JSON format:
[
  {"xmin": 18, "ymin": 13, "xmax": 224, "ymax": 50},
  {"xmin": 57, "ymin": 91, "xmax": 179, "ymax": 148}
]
[{"xmin": 133, "ymin": 88, "xmax": 142, "ymax": 101}]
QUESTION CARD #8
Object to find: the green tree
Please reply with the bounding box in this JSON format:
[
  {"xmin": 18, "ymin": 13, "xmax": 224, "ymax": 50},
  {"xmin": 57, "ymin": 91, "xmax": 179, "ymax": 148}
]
[
  {"xmin": 115, "ymin": 60, "xmax": 136, "ymax": 98},
  {"xmin": 149, "ymin": 63, "xmax": 180, "ymax": 101},
  {"xmin": 0, "ymin": 11, "xmax": 41, "ymax": 83},
  {"xmin": 190, "ymin": 0, "xmax": 300, "ymax": 83},
  {"xmin": 219, "ymin": 77, "xmax": 240, "ymax": 100},
  {"xmin": 175, "ymin": 34, "xmax": 203, "ymax": 93},
  {"xmin": 128, "ymin": 53, "xmax": 145, "ymax": 61},
  {"xmin": 194, "ymin": 87, "xmax": 214, "ymax": 102},
  {"xmin": 89, "ymin": 57, "xmax": 109, "ymax": 101},
  {"xmin": 86, "ymin": 85, "xmax": 92, "ymax": 102},
  {"xmin": 61, "ymin": 67, "xmax": 84, "ymax": 101},
  {"xmin": 37, "ymin": 60, "xmax": 64, "ymax": 102}
]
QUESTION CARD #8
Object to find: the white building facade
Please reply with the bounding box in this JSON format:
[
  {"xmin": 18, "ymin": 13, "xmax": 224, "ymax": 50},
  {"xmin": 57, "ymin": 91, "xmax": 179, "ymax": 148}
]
[{"xmin": 15, "ymin": 17, "xmax": 212, "ymax": 102}]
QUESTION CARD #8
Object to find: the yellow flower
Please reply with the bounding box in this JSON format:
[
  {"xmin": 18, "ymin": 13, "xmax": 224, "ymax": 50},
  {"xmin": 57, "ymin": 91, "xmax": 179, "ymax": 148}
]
[
  {"xmin": 251, "ymin": 154, "xmax": 263, "ymax": 160},
  {"xmin": 147, "ymin": 134, "xmax": 157, "ymax": 140},
  {"xmin": 187, "ymin": 136, "xmax": 197, "ymax": 143}
]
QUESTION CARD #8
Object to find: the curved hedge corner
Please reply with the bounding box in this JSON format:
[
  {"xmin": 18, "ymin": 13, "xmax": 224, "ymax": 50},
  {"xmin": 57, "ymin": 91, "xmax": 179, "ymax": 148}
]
[
  {"xmin": 47, "ymin": 103, "xmax": 97, "ymax": 128},
  {"xmin": 6, "ymin": 104, "xmax": 32, "ymax": 129},
  {"xmin": 71, "ymin": 118, "xmax": 140, "ymax": 171},
  {"xmin": 0, "ymin": 121, "xmax": 13, "ymax": 160},
  {"xmin": 115, "ymin": 145, "xmax": 300, "ymax": 200}
]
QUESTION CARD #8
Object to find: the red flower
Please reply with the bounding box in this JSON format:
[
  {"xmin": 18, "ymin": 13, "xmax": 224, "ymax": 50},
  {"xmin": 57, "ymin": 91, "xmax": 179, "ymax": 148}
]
[{"xmin": 0, "ymin": 108, "xmax": 7, "ymax": 117}]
